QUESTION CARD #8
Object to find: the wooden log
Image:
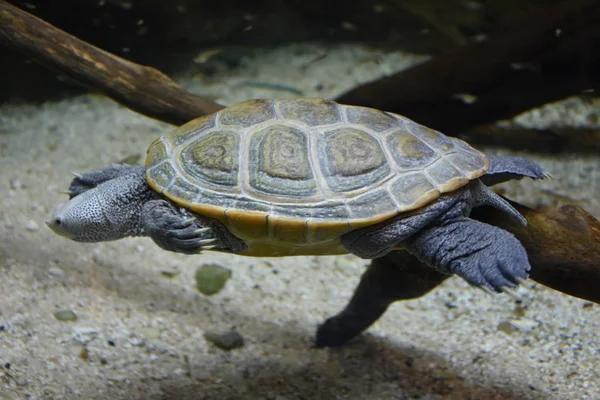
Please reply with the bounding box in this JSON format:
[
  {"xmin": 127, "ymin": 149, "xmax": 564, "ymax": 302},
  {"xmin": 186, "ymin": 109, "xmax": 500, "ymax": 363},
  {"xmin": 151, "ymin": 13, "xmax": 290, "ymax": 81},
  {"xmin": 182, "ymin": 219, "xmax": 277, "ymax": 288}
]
[
  {"xmin": 462, "ymin": 124, "xmax": 600, "ymax": 153},
  {"xmin": 336, "ymin": 0, "xmax": 600, "ymax": 136},
  {"xmin": 0, "ymin": 0, "xmax": 224, "ymax": 126},
  {"xmin": 472, "ymin": 202, "xmax": 600, "ymax": 304}
]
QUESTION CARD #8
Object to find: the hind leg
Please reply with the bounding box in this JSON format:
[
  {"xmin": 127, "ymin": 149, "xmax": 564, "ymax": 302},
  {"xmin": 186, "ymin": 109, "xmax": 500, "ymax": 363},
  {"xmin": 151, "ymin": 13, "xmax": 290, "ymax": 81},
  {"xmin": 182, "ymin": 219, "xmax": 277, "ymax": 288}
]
[
  {"xmin": 481, "ymin": 154, "xmax": 549, "ymax": 186},
  {"xmin": 315, "ymin": 251, "xmax": 449, "ymax": 348}
]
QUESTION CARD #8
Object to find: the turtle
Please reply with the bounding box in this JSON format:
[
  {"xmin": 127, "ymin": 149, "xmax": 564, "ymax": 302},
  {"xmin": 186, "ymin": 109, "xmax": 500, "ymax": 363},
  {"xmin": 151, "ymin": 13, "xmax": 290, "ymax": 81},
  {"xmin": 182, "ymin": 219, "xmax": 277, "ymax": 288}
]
[{"xmin": 47, "ymin": 98, "xmax": 548, "ymax": 346}]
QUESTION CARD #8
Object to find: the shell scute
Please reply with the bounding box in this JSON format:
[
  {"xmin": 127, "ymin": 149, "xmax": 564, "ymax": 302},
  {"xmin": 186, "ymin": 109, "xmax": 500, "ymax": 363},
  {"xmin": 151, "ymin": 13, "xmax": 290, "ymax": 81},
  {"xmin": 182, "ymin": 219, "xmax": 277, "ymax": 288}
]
[
  {"xmin": 425, "ymin": 159, "xmax": 469, "ymax": 191},
  {"xmin": 385, "ymin": 129, "xmax": 439, "ymax": 170},
  {"xmin": 388, "ymin": 172, "xmax": 439, "ymax": 211},
  {"xmin": 270, "ymin": 216, "xmax": 309, "ymax": 243},
  {"xmin": 218, "ymin": 99, "xmax": 275, "ymax": 128},
  {"xmin": 146, "ymin": 155, "xmax": 177, "ymax": 191},
  {"xmin": 403, "ymin": 119, "xmax": 454, "ymax": 153},
  {"xmin": 318, "ymin": 127, "xmax": 390, "ymax": 193},
  {"xmin": 146, "ymin": 137, "xmax": 169, "ymax": 170},
  {"xmin": 345, "ymin": 106, "xmax": 397, "ymax": 132},
  {"xmin": 180, "ymin": 130, "xmax": 240, "ymax": 188},
  {"xmin": 276, "ymin": 98, "xmax": 341, "ymax": 126},
  {"xmin": 165, "ymin": 177, "xmax": 201, "ymax": 205},
  {"xmin": 170, "ymin": 114, "xmax": 216, "ymax": 146},
  {"xmin": 248, "ymin": 124, "xmax": 316, "ymax": 197},
  {"xmin": 346, "ymin": 187, "xmax": 398, "ymax": 222},
  {"xmin": 444, "ymin": 149, "xmax": 490, "ymax": 179}
]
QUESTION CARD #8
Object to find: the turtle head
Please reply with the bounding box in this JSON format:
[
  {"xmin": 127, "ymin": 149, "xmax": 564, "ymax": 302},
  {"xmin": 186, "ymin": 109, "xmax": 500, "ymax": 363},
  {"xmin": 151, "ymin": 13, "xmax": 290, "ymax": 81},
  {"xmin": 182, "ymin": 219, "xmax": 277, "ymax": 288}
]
[{"xmin": 47, "ymin": 167, "xmax": 151, "ymax": 242}]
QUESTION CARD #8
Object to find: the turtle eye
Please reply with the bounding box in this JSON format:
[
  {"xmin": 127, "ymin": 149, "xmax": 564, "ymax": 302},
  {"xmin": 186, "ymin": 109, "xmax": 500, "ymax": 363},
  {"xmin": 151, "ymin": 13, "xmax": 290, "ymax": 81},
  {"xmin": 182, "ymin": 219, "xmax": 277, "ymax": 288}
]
[{"xmin": 53, "ymin": 217, "xmax": 62, "ymax": 226}]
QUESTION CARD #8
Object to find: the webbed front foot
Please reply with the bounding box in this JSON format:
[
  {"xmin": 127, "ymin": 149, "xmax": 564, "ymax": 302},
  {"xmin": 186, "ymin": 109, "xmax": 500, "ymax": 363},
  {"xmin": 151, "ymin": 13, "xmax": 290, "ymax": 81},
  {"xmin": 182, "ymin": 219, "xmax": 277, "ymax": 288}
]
[
  {"xmin": 68, "ymin": 164, "xmax": 142, "ymax": 198},
  {"xmin": 142, "ymin": 199, "xmax": 219, "ymax": 254},
  {"xmin": 404, "ymin": 217, "xmax": 530, "ymax": 293}
]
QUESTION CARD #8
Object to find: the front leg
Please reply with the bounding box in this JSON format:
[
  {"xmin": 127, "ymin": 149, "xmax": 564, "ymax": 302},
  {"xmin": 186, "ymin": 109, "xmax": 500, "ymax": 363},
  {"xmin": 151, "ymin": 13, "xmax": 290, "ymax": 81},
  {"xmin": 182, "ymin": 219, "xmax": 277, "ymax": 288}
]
[
  {"xmin": 341, "ymin": 195, "xmax": 455, "ymax": 259},
  {"xmin": 141, "ymin": 199, "xmax": 219, "ymax": 254},
  {"xmin": 342, "ymin": 185, "xmax": 530, "ymax": 292},
  {"xmin": 403, "ymin": 217, "xmax": 530, "ymax": 292},
  {"xmin": 141, "ymin": 199, "xmax": 248, "ymax": 255},
  {"xmin": 68, "ymin": 164, "xmax": 143, "ymax": 198}
]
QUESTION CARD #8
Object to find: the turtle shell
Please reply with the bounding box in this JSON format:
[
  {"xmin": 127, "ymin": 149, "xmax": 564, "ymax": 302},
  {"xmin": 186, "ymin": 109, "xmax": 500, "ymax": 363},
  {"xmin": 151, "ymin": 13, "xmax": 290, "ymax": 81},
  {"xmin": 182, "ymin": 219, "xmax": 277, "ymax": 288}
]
[{"xmin": 146, "ymin": 98, "xmax": 489, "ymax": 256}]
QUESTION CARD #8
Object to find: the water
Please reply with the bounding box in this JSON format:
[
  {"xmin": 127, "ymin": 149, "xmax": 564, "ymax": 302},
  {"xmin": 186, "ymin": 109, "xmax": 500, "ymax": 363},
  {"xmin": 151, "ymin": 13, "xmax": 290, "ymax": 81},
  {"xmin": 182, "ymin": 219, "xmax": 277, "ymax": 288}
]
[{"xmin": 1, "ymin": 1, "xmax": 599, "ymax": 399}]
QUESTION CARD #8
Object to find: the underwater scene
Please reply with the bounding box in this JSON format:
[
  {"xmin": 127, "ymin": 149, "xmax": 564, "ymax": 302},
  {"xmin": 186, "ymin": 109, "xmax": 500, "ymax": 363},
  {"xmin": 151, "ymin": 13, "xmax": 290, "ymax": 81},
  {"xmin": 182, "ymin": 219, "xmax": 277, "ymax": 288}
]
[{"xmin": 0, "ymin": 0, "xmax": 599, "ymax": 399}]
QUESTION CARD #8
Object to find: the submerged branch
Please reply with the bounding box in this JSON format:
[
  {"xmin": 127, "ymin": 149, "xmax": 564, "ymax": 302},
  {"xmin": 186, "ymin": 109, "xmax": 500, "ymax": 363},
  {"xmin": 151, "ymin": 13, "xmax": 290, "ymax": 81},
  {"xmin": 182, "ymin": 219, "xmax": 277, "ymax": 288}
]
[{"xmin": 0, "ymin": 0, "xmax": 224, "ymax": 125}]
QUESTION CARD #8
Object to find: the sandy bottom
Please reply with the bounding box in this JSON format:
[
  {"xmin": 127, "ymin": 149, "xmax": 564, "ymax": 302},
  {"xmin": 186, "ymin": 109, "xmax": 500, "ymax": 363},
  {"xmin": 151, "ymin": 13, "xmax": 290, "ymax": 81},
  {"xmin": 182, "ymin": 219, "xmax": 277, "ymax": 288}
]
[{"xmin": 1, "ymin": 42, "xmax": 599, "ymax": 399}]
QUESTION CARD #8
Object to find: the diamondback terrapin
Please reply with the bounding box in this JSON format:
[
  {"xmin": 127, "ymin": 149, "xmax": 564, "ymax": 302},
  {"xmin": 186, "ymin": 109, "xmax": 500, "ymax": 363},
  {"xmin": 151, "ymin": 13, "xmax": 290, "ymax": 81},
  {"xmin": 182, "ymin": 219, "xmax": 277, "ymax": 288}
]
[{"xmin": 48, "ymin": 98, "xmax": 547, "ymax": 344}]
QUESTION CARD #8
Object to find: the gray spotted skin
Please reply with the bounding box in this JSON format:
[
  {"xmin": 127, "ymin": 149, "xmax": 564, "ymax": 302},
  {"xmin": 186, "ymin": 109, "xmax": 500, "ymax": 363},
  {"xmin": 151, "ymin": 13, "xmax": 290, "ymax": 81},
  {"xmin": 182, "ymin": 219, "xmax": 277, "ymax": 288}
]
[
  {"xmin": 48, "ymin": 166, "xmax": 153, "ymax": 242},
  {"xmin": 404, "ymin": 212, "xmax": 529, "ymax": 291},
  {"xmin": 47, "ymin": 166, "xmax": 242, "ymax": 253}
]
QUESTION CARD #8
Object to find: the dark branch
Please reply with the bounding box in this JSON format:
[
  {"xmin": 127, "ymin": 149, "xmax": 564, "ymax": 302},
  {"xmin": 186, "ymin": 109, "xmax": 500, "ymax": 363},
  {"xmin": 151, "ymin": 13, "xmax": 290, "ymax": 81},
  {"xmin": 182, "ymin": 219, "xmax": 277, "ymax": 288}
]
[
  {"xmin": 336, "ymin": 0, "xmax": 600, "ymax": 137},
  {"xmin": 0, "ymin": 0, "xmax": 224, "ymax": 125}
]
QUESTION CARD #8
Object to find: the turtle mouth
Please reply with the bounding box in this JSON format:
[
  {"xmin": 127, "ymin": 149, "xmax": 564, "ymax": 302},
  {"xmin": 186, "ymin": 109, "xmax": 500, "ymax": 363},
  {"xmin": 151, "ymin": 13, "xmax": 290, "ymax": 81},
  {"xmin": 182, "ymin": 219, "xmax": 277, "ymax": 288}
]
[
  {"xmin": 45, "ymin": 217, "xmax": 74, "ymax": 239},
  {"xmin": 46, "ymin": 202, "xmax": 76, "ymax": 239}
]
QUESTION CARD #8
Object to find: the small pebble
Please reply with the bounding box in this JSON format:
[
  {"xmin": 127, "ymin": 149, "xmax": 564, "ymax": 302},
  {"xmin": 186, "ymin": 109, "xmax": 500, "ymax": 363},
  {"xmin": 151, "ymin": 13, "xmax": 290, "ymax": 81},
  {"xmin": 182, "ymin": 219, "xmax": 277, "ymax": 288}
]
[
  {"xmin": 497, "ymin": 318, "xmax": 539, "ymax": 334},
  {"xmin": 24, "ymin": 220, "xmax": 39, "ymax": 231},
  {"xmin": 195, "ymin": 264, "xmax": 232, "ymax": 295},
  {"xmin": 2, "ymin": 215, "xmax": 14, "ymax": 229},
  {"xmin": 91, "ymin": 249, "xmax": 111, "ymax": 267},
  {"xmin": 54, "ymin": 310, "xmax": 78, "ymax": 322},
  {"xmin": 497, "ymin": 321, "xmax": 518, "ymax": 334},
  {"xmin": 160, "ymin": 270, "xmax": 180, "ymax": 278},
  {"xmin": 72, "ymin": 327, "xmax": 99, "ymax": 344},
  {"xmin": 436, "ymin": 368, "xmax": 459, "ymax": 379},
  {"xmin": 80, "ymin": 347, "xmax": 89, "ymax": 361},
  {"xmin": 14, "ymin": 376, "xmax": 28, "ymax": 387},
  {"xmin": 9, "ymin": 179, "xmax": 21, "ymax": 190},
  {"xmin": 139, "ymin": 327, "xmax": 161, "ymax": 340},
  {"xmin": 47, "ymin": 267, "xmax": 64, "ymax": 277},
  {"xmin": 128, "ymin": 334, "xmax": 145, "ymax": 346},
  {"xmin": 203, "ymin": 330, "xmax": 245, "ymax": 350},
  {"xmin": 509, "ymin": 317, "xmax": 539, "ymax": 332}
]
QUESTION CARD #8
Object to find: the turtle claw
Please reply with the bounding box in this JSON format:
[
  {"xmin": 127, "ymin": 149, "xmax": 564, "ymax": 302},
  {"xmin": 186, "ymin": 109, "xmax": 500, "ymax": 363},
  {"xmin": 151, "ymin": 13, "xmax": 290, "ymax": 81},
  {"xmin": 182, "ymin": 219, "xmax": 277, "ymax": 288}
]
[
  {"xmin": 500, "ymin": 286, "xmax": 521, "ymax": 299},
  {"xmin": 169, "ymin": 222, "xmax": 219, "ymax": 254},
  {"xmin": 182, "ymin": 217, "xmax": 197, "ymax": 226},
  {"xmin": 142, "ymin": 200, "xmax": 222, "ymax": 255},
  {"xmin": 71, "ymin": 172, "xmax": 84, "ymax": 179},
  {"xmin": 515, "ymin": 276, "xmax": 528, "ymax": 285},
  {"xmin": 476, "ymin": 285, "xmax": 496, "ymax": 296}
]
